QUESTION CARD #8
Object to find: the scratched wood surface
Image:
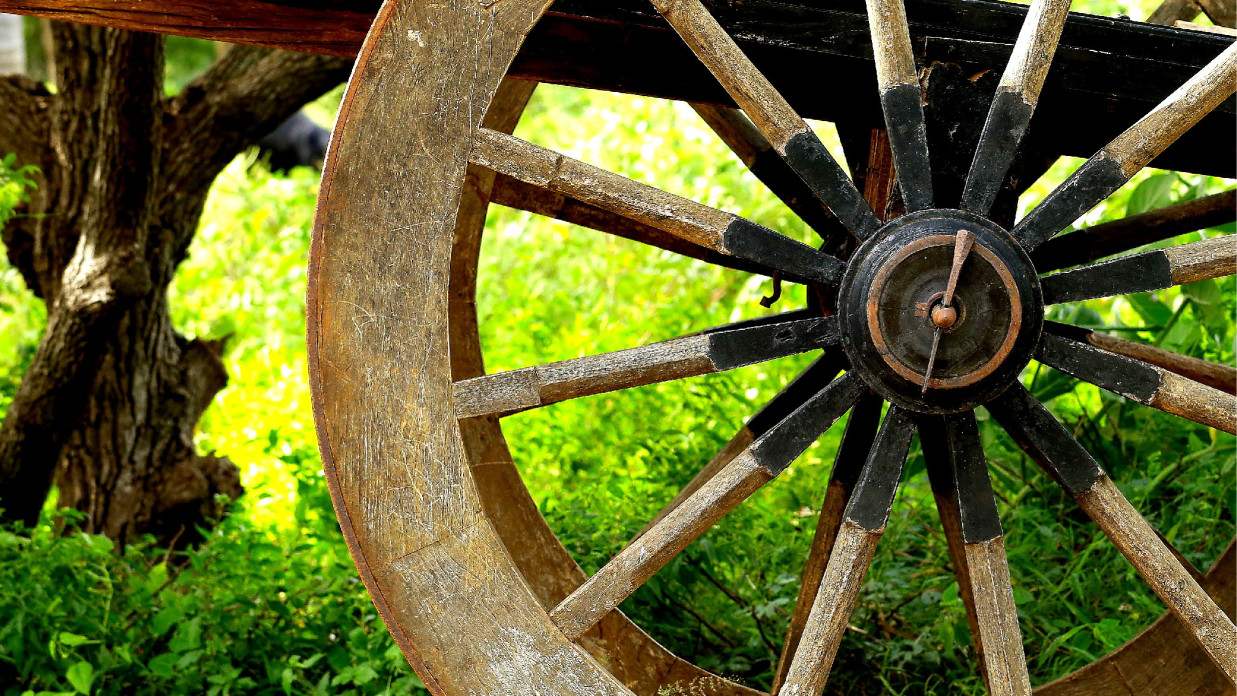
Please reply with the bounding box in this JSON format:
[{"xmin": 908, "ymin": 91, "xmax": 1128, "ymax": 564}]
[
  {"xmin": 307, "ymin": 1, "xmax": 636, "ymax": 693},
  {"xmin": 1103, "ymin": 43, "xmax": 1237, "ymax": 177}
]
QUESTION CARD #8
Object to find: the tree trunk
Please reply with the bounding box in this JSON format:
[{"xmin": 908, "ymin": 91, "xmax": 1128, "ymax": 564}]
[{"xmin": 0, "ymin": 23, "xmax": 350, "ymax": 543}]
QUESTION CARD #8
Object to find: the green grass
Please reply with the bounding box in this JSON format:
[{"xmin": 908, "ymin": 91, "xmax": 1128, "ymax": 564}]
[{"xmin": 0, "ymin": 55, "xmax": 1233, "ymax": 696}]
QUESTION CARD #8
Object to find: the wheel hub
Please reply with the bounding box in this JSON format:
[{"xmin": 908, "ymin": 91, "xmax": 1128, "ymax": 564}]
[{"xmin": 837, "ymin": 209, "xmax": 1044, "ymax": 414}]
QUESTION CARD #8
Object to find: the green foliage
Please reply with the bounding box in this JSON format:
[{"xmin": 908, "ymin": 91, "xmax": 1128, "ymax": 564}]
[
  {"xmin": 0, "ymin": 154, "xmax": 41, "ymax": 419},
  {"xmin": 0, "ymin": 154, "xmax": 37, "ymax": 230},
  {"xmin": 0, "ymin": 510, "xmax": 424, "ymax": 696},
  {"xmin": 0, "ymin": 67, "xmax": 1232, "ymax": 696}
]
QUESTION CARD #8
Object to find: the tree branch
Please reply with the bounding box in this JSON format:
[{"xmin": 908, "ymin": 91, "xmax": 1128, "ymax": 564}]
[
  {"xmin": 0, "ymin": 75, "xmax": 52, "ymax": 171},
  {"xmin": 159, "ymin": 45, "xmax": 351, "ymax": 249}
]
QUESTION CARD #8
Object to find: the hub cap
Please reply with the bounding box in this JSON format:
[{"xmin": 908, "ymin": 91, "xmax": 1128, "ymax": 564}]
[{"xmin": 837, "ymin": 209, "xmax": 1044, "ymax": 413}]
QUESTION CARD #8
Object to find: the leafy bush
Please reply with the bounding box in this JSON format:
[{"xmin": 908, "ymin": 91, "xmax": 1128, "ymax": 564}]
[{"xmin": 0, "ymin": 510, "xmax": 424, "ymax": 696}]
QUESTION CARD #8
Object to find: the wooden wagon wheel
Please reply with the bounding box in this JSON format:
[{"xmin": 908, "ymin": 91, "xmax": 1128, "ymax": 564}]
[{"xmin": 308, "ymin": 0, "xmax": 1236, "ymax": 692}]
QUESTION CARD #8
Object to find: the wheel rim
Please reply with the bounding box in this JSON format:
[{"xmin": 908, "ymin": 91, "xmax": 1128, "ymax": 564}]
[{"xmin": 309, "ymin": 0, "xmax": 1237, "ymax": 692}]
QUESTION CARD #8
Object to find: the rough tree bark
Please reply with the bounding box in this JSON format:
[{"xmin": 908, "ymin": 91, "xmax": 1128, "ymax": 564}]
[{"xmin": 0, "ymin": 23, "xmax": 350, "ymax": 544}]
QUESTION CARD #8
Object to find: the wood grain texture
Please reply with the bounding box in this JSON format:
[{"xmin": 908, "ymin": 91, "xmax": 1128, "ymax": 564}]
[
  {"xmin": 866, "ymin": 0, "xmax": 918, "ymax": 90},
  {"xmin": 1030, "ymin": 189, "xmax": 1236, "ymax": 272},
  {"xmin": 551, "ymin": 451, "xmax": 774, "ymax": 640},
  {"xmin": 470, "ymin": 127, "xmax": 843, "ymax": 283},
  {"xmin": 0, "ymin": 0, "xmax": 375, "ymax": 56},
  {"xmin": 998, "ymin": 0, "xmax": 1072, "ymax": 105},
  {"xmin": 1083, "ymin": 329, "xmax": 1237, "ymax": 395},
  {"xmin": 1151, "ymin": 370, "xmax": 1237, "ymax": 434},
  {"xmin": 649, "ymin": 0, "xmax": 807, "ymax": 150},
  {"xmin": 1196, "ymin": 0, "xmax": 1237, "ymax": 27},
  {"xmin": 1176, "ymin": 20, "xmax": 1237, "ymax": 35},
  {"xmin": 1035, "ymin": 540, "xmax": 1236, "ymax": 696},
  {"xmin": 453, "ymin": 336, "xmax": 713, "ymax": 419},
  {"xmin": 1041, "ymin": 235, "xmax": 1236, "ymax": 305},
  {"xmin": 489, "ymin": 173, "xmax": 785, "ymax": 280},
  {"xmin": 924, "ymin": 447, "xmax": 990, "ymax": 690},
  {"xmin": 1166, "ymin": 234, "xmax": 1237, "ymax": 284},
  {"xmin": 964, "ymin": 537, "xmax": 1033, "ymax": 696},
  {"xmin": 1104, "ymin": 42, "xmax": 1237, "ymax": 177},
  {"xmin": 777, "ymin": 521, "xmax": 882, "ymax": 696},
  {"xmin": 453, "ymin": 314, "xmax": 836, "ymax": 419},
  {"xmin": 471, "ymin": 128, "xmax": 729, "ymax": 249},
  {"xmin": 1149, "ymin": 0, "xmax": 1204, "ymax": 25},
  {"xmin": 307, "ymin": 0, "xmax": 634, "ymax": 692},
  {"xmin": 1075, "ymin": 476, "xmax": 1237, "ymax": 683},
  {"xmin": 634, "ymin": 427, "xmax": 754, "ymax": 541}
]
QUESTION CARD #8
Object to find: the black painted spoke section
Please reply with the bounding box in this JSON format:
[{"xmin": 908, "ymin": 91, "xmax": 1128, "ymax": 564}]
[
  {"xmin": 866, "ymin": 0, "xmax": 934, "ymax": 211},
  {"xmin": 961, "ymin": 0, "xmax": 1072, "ymax": 216},
  {"xmin": 1045, "ymin": 321, "xmax": 1237, "ymax": 395},
  {"xmin": 986, "ymin": 383, "xmax": 1105, "ymax": 495},
  {"xmin": 844, "ymin": 405, "xmax": 916, "ymax": 531},
  {"xmin": 1036, "ymin": 331, "xmax": 1162, "ymax": 406},
  {"xmin": 783, "ymin": 131, "xmax": 884, "ymax": 241},
  {"xmin": 944, "ymin": 411, "xmax": 1003, "ymax": 542},
  {"xmin": 746, "ymin": 351, "xmax": 849, "ymax": 438},
  {"xmin": 649, "ymin": 0, "xmax": 882, "ymax": 240},
  {"xmin": 750, "ymin": 372, "xmax": 868, "ymax": 476},
  {"xmin": 470, "ymin": 127, "xmax": 846, "ymax": 286},
  {"xmin": 490, "ymin": 173, "xmax": 812, "ymax": 283},
  {"xmin": 452, "ymin": 313, "xmax": 839, "ymax": 419},
  {"xmin": 1030, "ymin": 189, "xmax": 1236, "ymax": 272},
  {"xmin": 1012, "ymin": 42, "xmax": 1237, "ymax": 251},
  {"xmin": 691, "ymin": 104, "xmax": 851, "ymax": 246},
  {"xmin": 1037, "ymin": 327, "xmax": 1237, "ymax": 434},
  {"xmin": 1041, "ymin": 235, "xmax": 1234, "ymax": 305}
]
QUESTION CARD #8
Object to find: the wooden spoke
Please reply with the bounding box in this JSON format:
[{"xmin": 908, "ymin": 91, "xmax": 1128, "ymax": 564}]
[
  {"xmin": 865, "ymin": 0, "xmax": 934, "ymax": 211},
  {"xmin": 773, "ymin": 391, "xmax": 884, "ymax": 692},
  {"xmin": 489, "ymin": 173, "xmax": 797, "ymax": 281},
  {"xmin": 690, "ymin": 104, "xmax": 850, "ymax": 247},
  {"xmin": 1031, "ymin": 189, "xmax": 1236, "ymax": 272},
  {"xmin": 1047, "ymin": 322, "xmax": 1236, "ymax": 394},
  {"xmin": 778, "ymin": 406, "xmax": 916, "ymax": 695},
  {"xmin": 1040, "ymin": 234, "xmax": 1236, "ymax": 305},
  {"xmin": 987, "ymin": 384, "xmax": 1237, "ymax": 683},
  {"xmin": 1148, "ymin": 0, "xmax": 1205, "ymax": 25},
  {"xmin": 961, "ymin": 0, "xmax": 1072, "ymax": 216},
  {"xmin": 550, "ymin": 372, "xmax": 866, "ymax": 640},
  {"xmin": 1197, "ymin": 0, "xmax": 1237, "ymax": 27},
  {"xmin": 1012, "ymin": 42, "xmax": 1237, "ymax": 251},
  {"xmin": 471, "ymin": 128, "xmax": 845, "ymax": 284},
  {"xmin": 453, "ymin": 313, "xmax": 838, "ymax": 419},
  {"xmin": 635, "ymin": 353, "xmax": 846, "ymax": 540},
  {"xmin": 921, "ymin": 412, "xmax": 1032, "ymax": 696},
  {"xmin": 1036, "ymin": 329, "xmax": 1237, "ymax": 434},
  {"xmin": 649, "ymin": 0, "xmax": 882, "ymax": 239}
]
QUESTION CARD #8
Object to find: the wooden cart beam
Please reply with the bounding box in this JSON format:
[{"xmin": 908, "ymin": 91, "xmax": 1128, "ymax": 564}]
[
  {"xmin": 0, "ymin": 0, "xmax": 378, "ymax": 57},
  {"xmin": 3, "ymin": 0, "xmax": 1232, "ymax": 176}
]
